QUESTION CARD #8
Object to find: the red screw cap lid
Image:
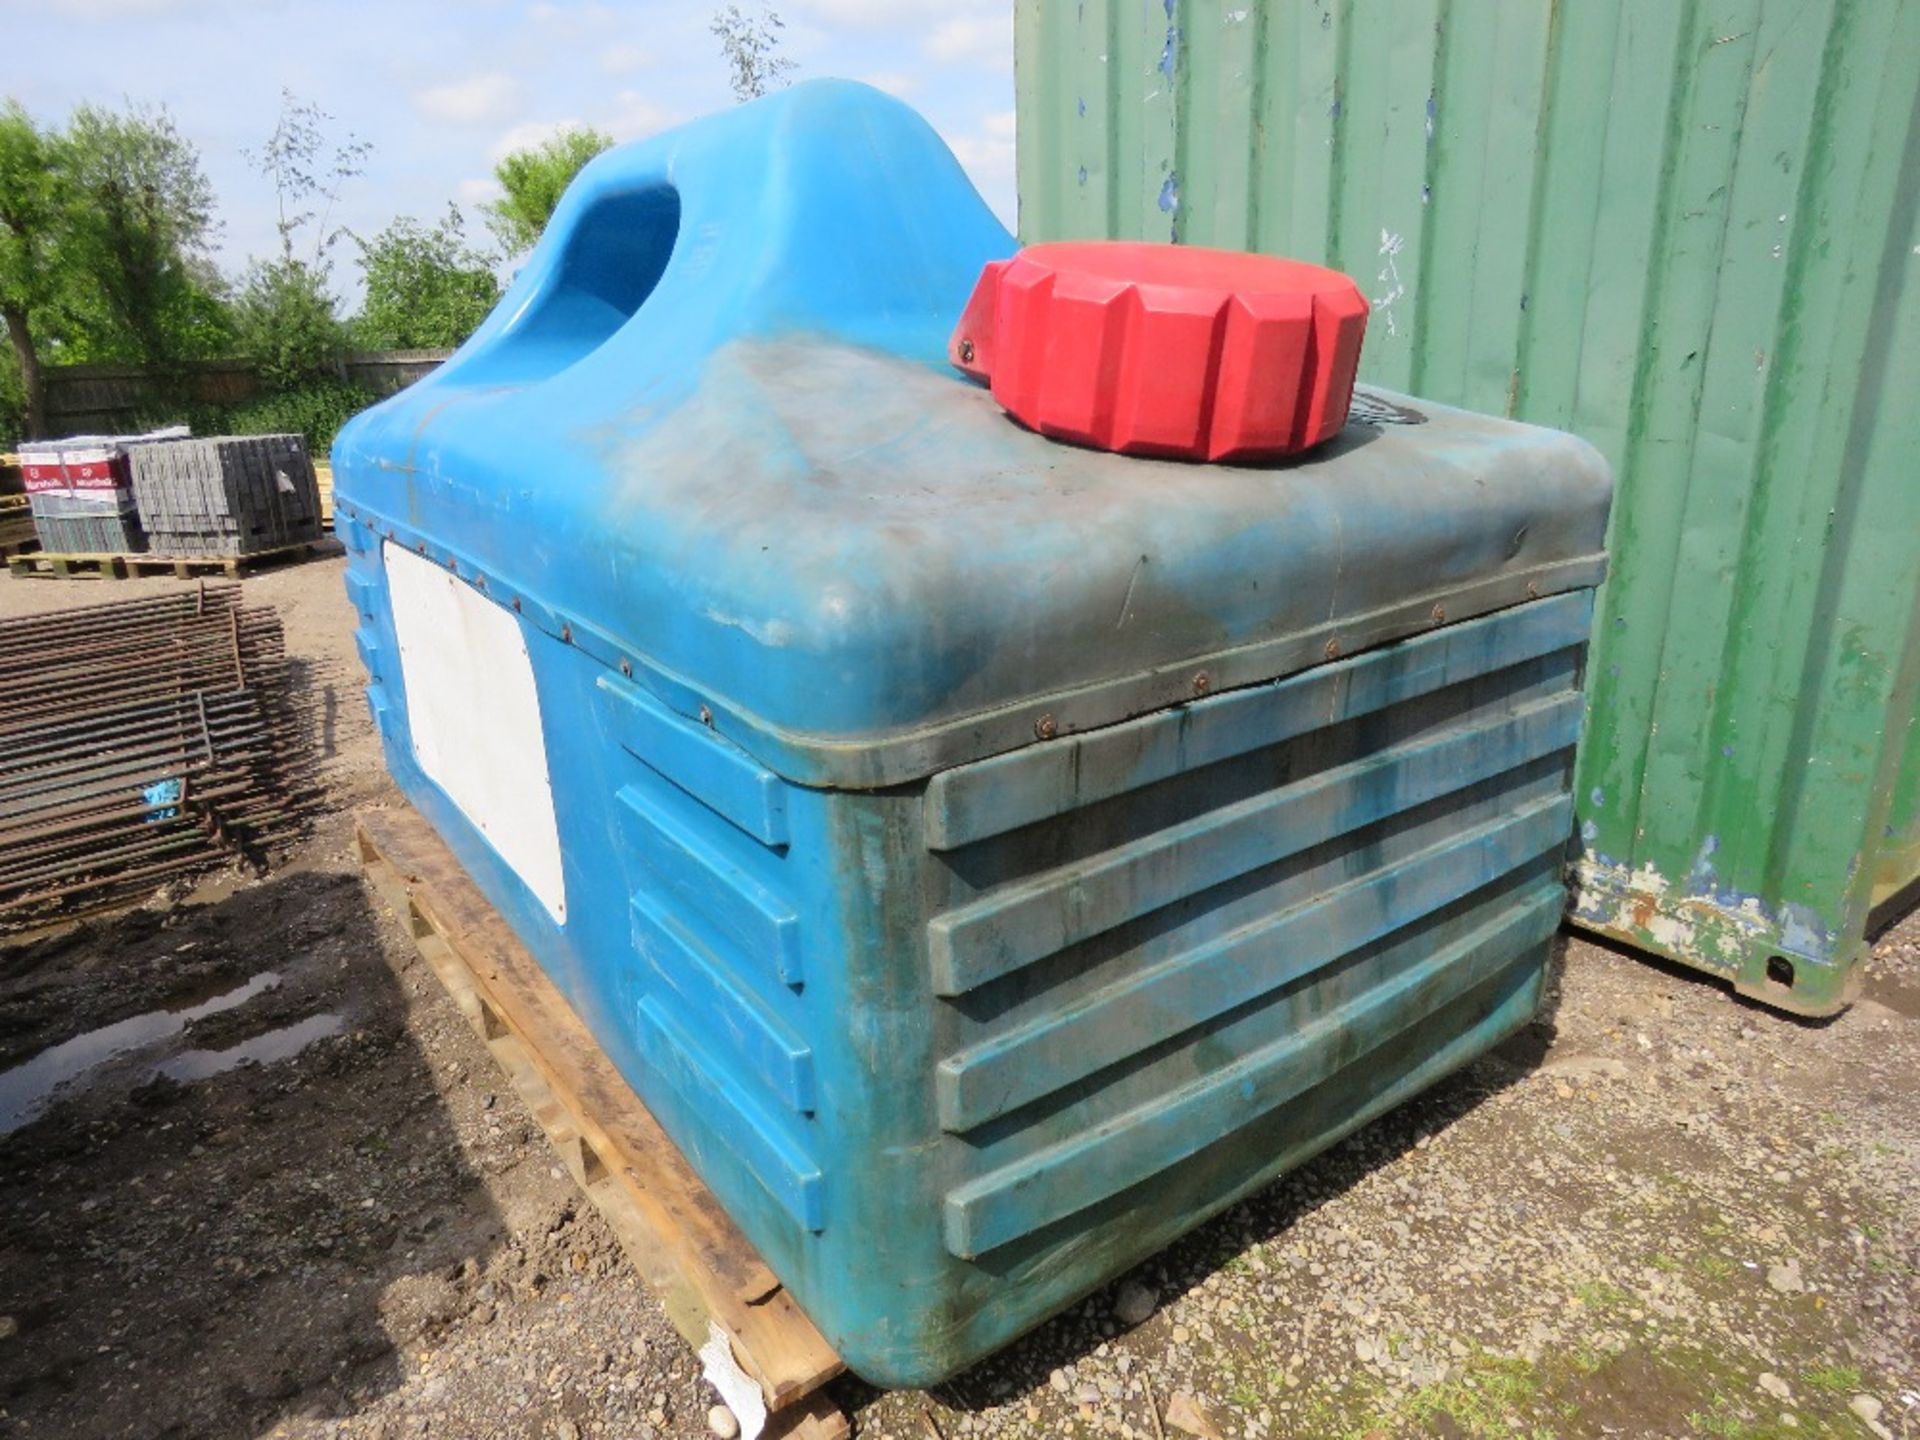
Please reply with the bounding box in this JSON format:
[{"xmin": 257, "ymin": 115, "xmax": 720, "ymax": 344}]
[{"xmin": 949, "ymin": 241, "xmax": 1369, "ymax": 463}]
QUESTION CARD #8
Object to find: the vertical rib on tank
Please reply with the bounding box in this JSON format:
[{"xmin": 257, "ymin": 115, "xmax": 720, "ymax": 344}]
[{"xmin": 334, "ymin": 81, "xmax": 1612, "ymax": 1385}]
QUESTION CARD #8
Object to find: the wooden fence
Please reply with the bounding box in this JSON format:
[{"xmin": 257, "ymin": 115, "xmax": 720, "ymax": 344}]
[{"xmin": 40, "ymin": 350, "xmax": 453, "ymax": 435}]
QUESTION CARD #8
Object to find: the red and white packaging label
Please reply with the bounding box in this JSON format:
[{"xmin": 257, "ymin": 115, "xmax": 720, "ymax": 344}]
[{"xmin": 23, "ymin": 445, "xmax": 129, "ymax": 495}]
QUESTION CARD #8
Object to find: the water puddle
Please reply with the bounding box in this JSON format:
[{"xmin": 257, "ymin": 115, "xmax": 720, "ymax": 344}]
[
  {"xmin": 159, "ymin": 1012, "xmax": 345, "ymax": 1083},
  {"xmin": 0, "ymin": 971, "xmax": 281, "ymax": 1135}
]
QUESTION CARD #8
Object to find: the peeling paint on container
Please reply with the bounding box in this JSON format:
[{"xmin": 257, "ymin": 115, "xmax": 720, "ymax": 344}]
[{"xmin": 1015, "ymin": 0, "xmax": 1920, "ymax": 1014}]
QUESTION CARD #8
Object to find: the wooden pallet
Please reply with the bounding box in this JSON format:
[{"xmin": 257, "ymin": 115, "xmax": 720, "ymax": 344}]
[
  {"xmin": 9, "ymin": 541, "xmax": 320, "ymax": 581},
  {"xmin": 356, "ymin": 807, "xmax": 848, "ymax": 1440},
  {"xmin": 5, "ymin": 551, "xmax": 128, "ymax": 580},
  {"xmin": 123, "ymin": 541, "xmax": 322, "ymax": 579}
]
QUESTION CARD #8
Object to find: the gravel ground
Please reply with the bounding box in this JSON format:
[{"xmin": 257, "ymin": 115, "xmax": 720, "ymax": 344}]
[{"xmin": 0, "ymin": 557, "xmax": 1914, "ymax": 1440}]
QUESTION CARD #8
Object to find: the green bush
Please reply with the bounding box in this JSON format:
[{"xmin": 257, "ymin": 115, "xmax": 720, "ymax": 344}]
[
  {"xmin": 221, "ymin": 379, "xmax": 375, "ymax": 455},
  {"xmin": 132, "ymin": 377, "xmax": 376, "ymax": 456},
  {"xmin": 232, "ymin": 257, "xmax": 346, "ymax": 392}
]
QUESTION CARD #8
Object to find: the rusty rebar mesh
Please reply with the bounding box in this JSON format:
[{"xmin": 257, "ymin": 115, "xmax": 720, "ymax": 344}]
[{"xmin": 0, "ymin": 582, "xmax": 316, "ymax": 930}]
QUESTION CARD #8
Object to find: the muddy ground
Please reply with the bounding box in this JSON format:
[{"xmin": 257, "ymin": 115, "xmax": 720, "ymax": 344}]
[{"xmin": 0, "ymin": 557, "xmax": 1914, "ymax": 1440}]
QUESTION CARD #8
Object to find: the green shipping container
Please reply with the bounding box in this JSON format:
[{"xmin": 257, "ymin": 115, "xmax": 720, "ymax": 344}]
[{"xmin": 1015, "ymin": 0, "xmax": 1920, "ymax": 1014}]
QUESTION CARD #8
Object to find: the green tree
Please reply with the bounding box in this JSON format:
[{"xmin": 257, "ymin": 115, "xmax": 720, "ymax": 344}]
[
  {"xmin": 354, "ymin": 205, "xmax": 501, "ymax": 350},
  {"xmin": 481, "ymin": 127, "xmax": 612, "ymax": 257},
  {"xmin": 231, "ymin": 256, "xmax": 342, "ymax": 391},
  {"xmin": 60, "ymin": 101, "xmax": 220, "ymax": 368},
  {"xmin": 0, "ymin": 342, "xmax": 26, "ymax": 448},
  {"xmin": 711, "ymin": 5, "xmax": 795, "ymax": 102},
  {"xmin": 229, "ymin": 92, "xmax": 369, "ymax": 396},
  {"xmin": 248, "ymin": 89, "xmax": 369, "ymax": 266},
  {"xmin": 0, "ymin": 101, "xmax": 64, "ymax": 437}
]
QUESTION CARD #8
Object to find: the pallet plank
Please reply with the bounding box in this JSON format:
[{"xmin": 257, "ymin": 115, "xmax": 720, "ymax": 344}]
[
  {"xmin": 122, "ymin": 541, "xmax": 317, "ymax": 579},
  {"xmin": 7, "ymin": 552, "xmax": 126, "ymax": 580},
  {"xmin": 355, "ymin": 806, "xmax": 846, "ymax": 1422},
  {"xmin": 7, "ymin": 541, "xmax": 318, "ymax": 582}
]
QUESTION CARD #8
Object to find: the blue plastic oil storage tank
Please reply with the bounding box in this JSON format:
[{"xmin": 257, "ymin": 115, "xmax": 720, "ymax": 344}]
[{"xmin": 335, "ymin": 81, "xmax": 1611, "ymax": 1386}]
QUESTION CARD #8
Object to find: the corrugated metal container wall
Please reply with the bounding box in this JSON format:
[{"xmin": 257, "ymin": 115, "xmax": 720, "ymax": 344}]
[{"xmin": 1015, "ymin": 0, "xmax": 1920, "ymax": 1014}]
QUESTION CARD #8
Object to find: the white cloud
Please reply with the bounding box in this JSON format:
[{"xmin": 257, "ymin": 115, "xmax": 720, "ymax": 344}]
[
  {"xmin": 488, "ymin": 117, "xmax": 586, "ymax": 163},
  {"xmin": 600, "ymin": 41, "xmax": 653, "ymax": 75},
  {"xmin": 527, "ymin": 0, "xmax": 616, "ymax": 31},
  {"xmin": 457, "ymin": 176, "xmax": 504, "ymax": 206},
  {"xmin": 41, "ymin": 0, "xmax": 212, "ymax": 16},
  {"xmin": 482, "ymin": 94, "xmax": 676, "ymax": 168},
  {"xmin": 944, "ymin": 108, "xmax": 1015, "ymax": 186},
  {"xmin": 926, "ymin": 12, "xmax": 1011, "ymax": 68},
  {"xmin": 855, "ymin": 70, "xmax": 919, "ymax": 99},
  {"xmin": 414, "ymin": 73, "xmax": 522, "ymax": 126},
  {"xmin": 606, "ymin": 90, "xmax": 680, "ymax": 143},
  {"xmin": 788, "ymin": 0, "xmax": 986, "ymax": 27}
]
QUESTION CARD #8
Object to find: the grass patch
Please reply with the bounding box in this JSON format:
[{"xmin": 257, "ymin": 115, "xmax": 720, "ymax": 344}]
[
  {"xmin": 1802, "ymin": 1363, "xmax": 1862, "ymax": 1394},
  {"xmin": 1688, "ymin": 1401, "xmax": 1751, "ymax": 1438},
  {"xmin": 1573, "ymin": 1279, "xmax": 1630, "ymax": 1310},
  {"xmin": 1369, "ymin": 1350, "xmax": 1546, "ymax": 1438}
]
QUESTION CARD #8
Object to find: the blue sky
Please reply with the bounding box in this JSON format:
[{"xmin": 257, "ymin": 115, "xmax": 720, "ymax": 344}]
[{"xmin": 3, "ymin": 0, "xmax": 1015, "ymax": 303}]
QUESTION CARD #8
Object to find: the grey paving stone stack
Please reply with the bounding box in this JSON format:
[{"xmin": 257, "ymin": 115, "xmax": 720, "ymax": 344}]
[
  {"xmin": 28, "ymin": 492, "xmax": 147, "ymax": 555},
  {"xmin": 129, "ymin": 435, "xmax": 324, "ymax": 556}
]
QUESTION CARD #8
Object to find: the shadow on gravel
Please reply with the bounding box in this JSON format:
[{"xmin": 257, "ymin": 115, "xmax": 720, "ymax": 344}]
[
  {"xmin": 832, "ymin": 933, "xmax": 1576, "ymax": 1426},
  {"xmin": 0, "ymin": 867, "xmax": 506, "ymax": 1439},
  {"xmin": 283, "ymin": 654, "xmax": 350, "ymax": 774}
]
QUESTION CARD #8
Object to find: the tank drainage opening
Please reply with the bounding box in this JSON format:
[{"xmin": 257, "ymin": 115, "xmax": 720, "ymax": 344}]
[{"xmin": 1765, "ymin": 955, "xmax": 1796, "ymax": 988}]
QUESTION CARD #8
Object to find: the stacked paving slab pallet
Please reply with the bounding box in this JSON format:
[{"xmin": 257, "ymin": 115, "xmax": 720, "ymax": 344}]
[
  {"xmin": 129, "ymin": 435, "xmax": 324, "ymax": 556},
  {"xmin": 18, "ymin": 438, "xmax": 149, "ymax": 554}
]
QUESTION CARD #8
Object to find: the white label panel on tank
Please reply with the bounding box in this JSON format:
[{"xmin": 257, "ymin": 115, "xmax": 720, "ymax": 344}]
[{"xmin": 384, "ymin": 541, "xmax": 567, "ymax": 924}]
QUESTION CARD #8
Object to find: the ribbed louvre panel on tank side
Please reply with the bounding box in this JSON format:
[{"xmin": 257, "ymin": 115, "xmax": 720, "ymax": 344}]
[
  {"xmin": 923, "ymin": 594, "xmax": 1589, "ymax": 1260},
  {"xmin": 596, "ymin": 673, "xmax": 826, "ymax": 1236}
]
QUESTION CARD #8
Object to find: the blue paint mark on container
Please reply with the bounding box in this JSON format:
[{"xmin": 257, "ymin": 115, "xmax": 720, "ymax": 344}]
[
  {"xmin": 1781, "ymin": 904, "xmax": 1835, "ymax": 962},
  {"xmin": 1078, "ymin": 96, "xmax": 1087, "ymax": 117},
  {"xmin": 1687, "ymin": 834, "xmax": 1720, "ymax": 890},
  {"xmin": 1158, "ymin": 26, "xmax": 1180, "ymax": 82},
  {"xmin": 1078, "ymin": 165, "xmax": 1089, "ymax": 186},
  {"xmin": 1590, "ymin": 787, "xmax": 1606, "ymax": 809}
]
